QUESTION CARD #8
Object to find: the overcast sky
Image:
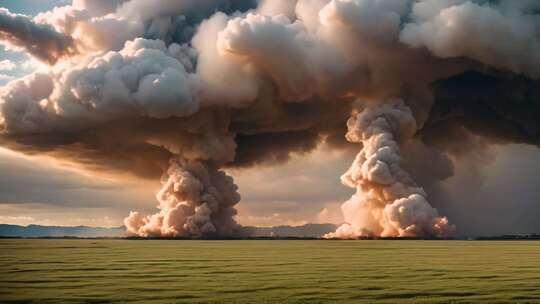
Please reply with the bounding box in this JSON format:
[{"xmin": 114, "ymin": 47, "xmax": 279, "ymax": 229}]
[{"xmin": 1, "ymin": 134, "xmax": 540, "ymax": 235}]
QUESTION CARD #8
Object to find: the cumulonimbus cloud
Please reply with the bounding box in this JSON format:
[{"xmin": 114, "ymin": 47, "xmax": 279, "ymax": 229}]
[{"xmin": 1, "ymin": 0, "xmax": 540, "ymax": 238}]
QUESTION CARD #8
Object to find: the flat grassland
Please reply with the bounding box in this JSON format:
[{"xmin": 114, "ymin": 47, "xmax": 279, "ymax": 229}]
[{"xmin": 1, "ymin": 240, "xmax": 539, "ymax": 303}]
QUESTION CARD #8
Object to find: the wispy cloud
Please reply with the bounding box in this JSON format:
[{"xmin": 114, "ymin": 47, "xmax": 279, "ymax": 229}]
[
  {"xmin": 0, "ymin": 73, "xmax": 14, "ymax": 81},
  {"xmin": 0, "ymin": 59, "xmax": 15, "ymax": 71}
]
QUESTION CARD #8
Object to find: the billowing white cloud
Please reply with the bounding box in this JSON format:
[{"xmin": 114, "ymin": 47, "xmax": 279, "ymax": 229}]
[
  {"xmin": 1, "ymin": 0, "xmax": 540, "ymax": 238},
  {"xmin": 401, "ymin": 1, "xmax": 540, "ymax": 78}
]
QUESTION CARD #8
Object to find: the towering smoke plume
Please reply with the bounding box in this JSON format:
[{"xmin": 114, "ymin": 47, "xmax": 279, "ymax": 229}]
[
  {"xmin": 125, "ymin": 157, "xmax": 240, "ymax": 237},
  {"xmin": 326, "ymin": 101, "xmax": 453, "ymax": 238},
  {"xmin": 1, "ymin": 0, "xmax": 540, "ymax": 237}
]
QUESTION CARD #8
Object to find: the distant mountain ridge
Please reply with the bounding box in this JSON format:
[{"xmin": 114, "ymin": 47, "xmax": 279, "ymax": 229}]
[
  {"xmin": 0, "ymin": 224, "xmax": 126, "ymax": 238},
  {"xmin": 0, "ymin": 223, "xmax": 337, "ymax": 238}
]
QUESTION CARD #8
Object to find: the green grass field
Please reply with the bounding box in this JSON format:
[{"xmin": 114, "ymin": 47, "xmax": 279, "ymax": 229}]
[{"xmin": 1, "ymin": 240, "xmax": 539, "ymax": 303}]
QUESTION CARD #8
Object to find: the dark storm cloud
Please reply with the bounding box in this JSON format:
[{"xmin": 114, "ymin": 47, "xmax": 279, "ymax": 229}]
[
  {"xmin": 0, "ymin": 8, "xmax": 76, "ymax": 64},
  {"xmin": 426, "ymin": 71, "xmax": 540, "ymax": 147}
]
